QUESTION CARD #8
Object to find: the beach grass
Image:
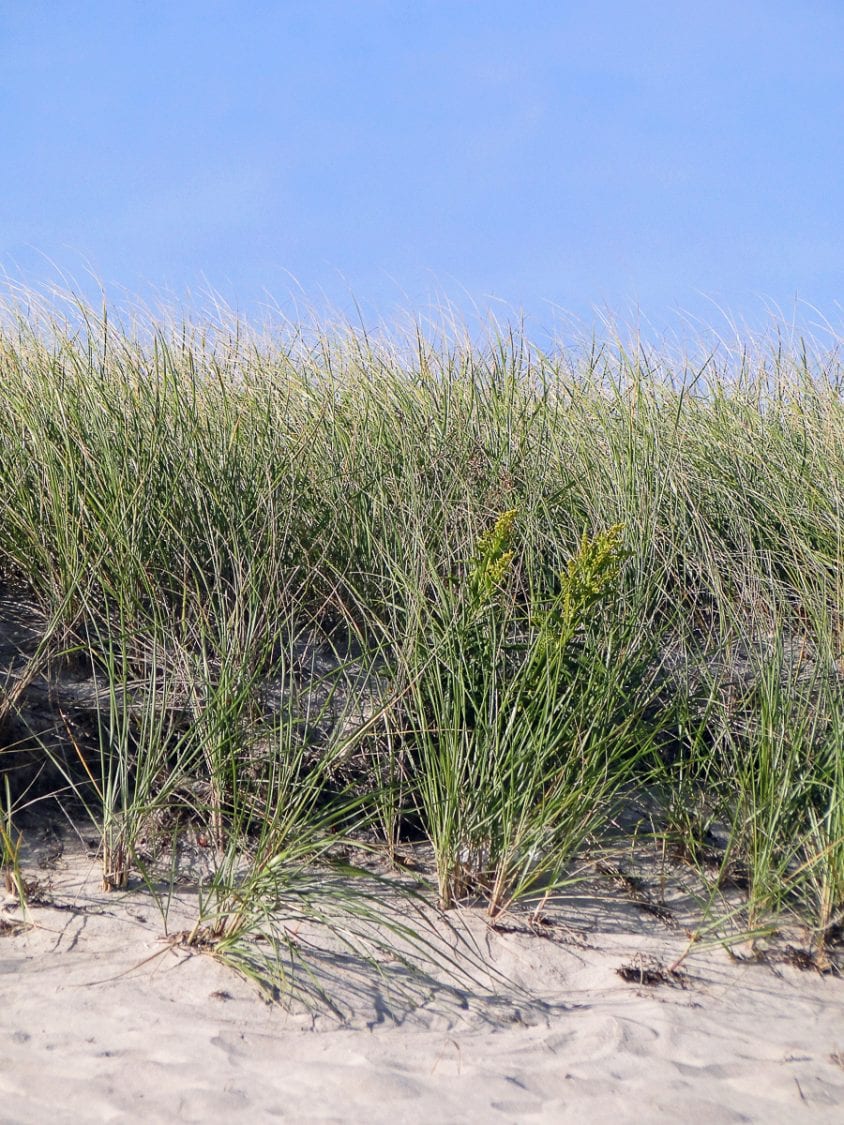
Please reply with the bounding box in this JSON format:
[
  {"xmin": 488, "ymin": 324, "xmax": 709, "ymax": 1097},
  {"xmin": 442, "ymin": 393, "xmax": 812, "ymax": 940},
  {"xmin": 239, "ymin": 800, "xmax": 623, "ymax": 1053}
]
[{"xmin": 0, "ymin": 292, "xmax": 841, "ymax": 1001}]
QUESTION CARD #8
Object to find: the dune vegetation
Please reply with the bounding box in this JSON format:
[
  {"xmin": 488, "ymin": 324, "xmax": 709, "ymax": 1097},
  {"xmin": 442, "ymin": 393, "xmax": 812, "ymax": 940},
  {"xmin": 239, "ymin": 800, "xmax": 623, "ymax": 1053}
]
[{"xmin": 1, "ymin": 293, "xmax": 842, "ymax": 1003}]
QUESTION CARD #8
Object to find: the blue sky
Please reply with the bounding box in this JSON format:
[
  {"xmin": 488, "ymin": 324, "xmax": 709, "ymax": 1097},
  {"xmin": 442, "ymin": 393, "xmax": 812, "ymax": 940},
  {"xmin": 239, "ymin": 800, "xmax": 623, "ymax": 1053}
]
[{"xmin": 2, "ymin": 1, "xmax": 843, "ymax": 338}]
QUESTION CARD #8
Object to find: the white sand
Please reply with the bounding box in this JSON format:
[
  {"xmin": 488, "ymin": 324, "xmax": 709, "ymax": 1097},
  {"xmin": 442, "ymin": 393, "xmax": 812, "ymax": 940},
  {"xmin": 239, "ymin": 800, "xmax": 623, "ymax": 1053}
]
[{"xmin": 2, "ymin": 839, "xmax": 843, "ymax": 1124}]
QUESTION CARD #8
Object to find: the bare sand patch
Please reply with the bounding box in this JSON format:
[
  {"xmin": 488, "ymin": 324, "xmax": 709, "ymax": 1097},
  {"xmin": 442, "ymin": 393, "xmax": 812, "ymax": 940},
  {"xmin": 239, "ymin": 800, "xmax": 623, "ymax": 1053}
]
[{"xmin": 2, "ymin": 831, "xmax": 843, "ymax": 1124}]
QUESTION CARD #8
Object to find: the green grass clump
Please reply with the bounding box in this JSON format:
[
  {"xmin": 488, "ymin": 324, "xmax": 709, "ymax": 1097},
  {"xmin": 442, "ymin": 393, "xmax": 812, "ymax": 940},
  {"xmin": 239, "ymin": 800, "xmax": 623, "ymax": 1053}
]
[
  {"xmin": 400, "ymin": 511, "xmax": 649, "ymax": 915},
  {"xmin": 0, "ymin": 291, "xmax": 842, "ymax": 1004}
]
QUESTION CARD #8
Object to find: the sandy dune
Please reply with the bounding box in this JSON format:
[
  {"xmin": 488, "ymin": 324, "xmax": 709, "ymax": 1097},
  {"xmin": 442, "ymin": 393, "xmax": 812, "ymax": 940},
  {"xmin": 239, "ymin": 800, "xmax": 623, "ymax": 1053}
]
[{"xmin": 2, "ymin": 835, "xmax": 843, "ymax": 1125}]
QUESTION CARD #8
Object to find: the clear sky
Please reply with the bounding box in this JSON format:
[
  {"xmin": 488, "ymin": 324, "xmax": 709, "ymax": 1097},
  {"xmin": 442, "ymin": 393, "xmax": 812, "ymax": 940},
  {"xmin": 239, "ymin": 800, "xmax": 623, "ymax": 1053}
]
[{"xmin": 2, "ymin": 1, "xmax": 843, "ymax": 339}]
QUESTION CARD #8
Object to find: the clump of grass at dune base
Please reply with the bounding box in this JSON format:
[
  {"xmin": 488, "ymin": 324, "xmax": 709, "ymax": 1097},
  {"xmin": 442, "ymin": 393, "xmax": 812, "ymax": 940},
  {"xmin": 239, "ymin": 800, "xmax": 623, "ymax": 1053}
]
[{"xmin": 0, "ymin": 289, "xmax": 842, "ymax": 1006}]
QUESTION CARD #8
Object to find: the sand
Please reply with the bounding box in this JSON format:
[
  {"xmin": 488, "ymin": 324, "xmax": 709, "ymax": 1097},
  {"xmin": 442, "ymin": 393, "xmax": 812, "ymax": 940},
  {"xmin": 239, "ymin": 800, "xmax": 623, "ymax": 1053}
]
[
  {"xmin": 3, "ymin": 591, "xmax": 843, "ymax": 1122},
  {"xmin": 2, "ymin": 832, "xmax": 843, "ymax": 1125}
]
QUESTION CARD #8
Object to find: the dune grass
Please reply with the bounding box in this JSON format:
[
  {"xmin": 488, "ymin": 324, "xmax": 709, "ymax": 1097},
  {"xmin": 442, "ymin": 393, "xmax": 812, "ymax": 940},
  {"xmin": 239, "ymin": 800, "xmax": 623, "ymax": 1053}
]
[{"xmin": 0, "ymin": 293, "xmax": 841, "ymax": 1002}]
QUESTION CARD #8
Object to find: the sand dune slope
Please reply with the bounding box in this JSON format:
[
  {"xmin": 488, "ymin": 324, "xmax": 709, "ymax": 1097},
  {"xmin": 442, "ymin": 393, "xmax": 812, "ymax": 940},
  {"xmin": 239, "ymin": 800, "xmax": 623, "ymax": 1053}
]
[{"xmin": 2, "ymin": 851, "xmax": 843, "ymax": 1124}]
